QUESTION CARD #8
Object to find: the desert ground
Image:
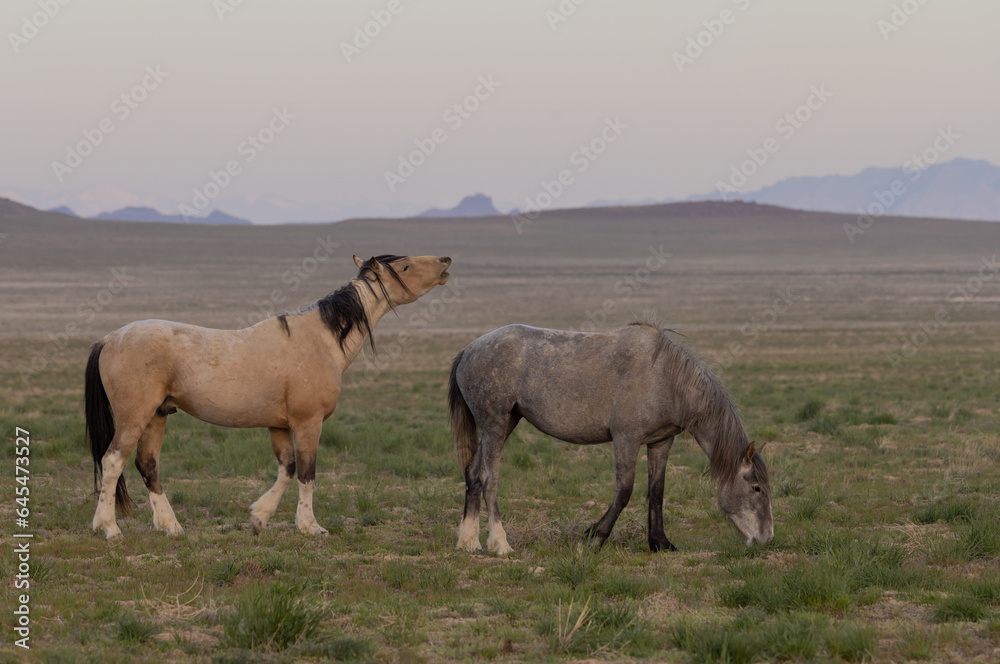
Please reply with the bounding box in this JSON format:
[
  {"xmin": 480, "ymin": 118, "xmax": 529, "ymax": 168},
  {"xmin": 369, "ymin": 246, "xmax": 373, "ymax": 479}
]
[{"xmin": 2, "ymin": 201, "xmax": 1000, "ymax": 663}]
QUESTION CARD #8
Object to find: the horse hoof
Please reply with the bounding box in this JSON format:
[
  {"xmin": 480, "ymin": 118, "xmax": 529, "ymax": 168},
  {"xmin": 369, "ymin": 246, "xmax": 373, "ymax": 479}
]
[
  {"xmin": 649, "ymin": 539, "xmax": 678, "ymax": 553},
  {"xmin": 490, "ymin": 542, "xmax": 514, "ymax": 556},
  {"xmin": 298, "ymin": 524, "xmax": 329, "ymax": 536},
  {"xmin": 249, "ymin": 516, "xmax": 264, "ymax": 536},
  {"xmin": 457, "ymin": 538, "xmax": 483, "ymax": 552},
  {"xmin": 105, "ymin": 528, "xmax": 123, "ymax": 541}
]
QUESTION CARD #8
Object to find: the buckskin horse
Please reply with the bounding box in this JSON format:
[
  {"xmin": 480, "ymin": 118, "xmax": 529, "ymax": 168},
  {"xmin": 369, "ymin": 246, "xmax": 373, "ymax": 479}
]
[{"xmin": 86, "ymin": 254, "xmax": 451, "ymax": 539}]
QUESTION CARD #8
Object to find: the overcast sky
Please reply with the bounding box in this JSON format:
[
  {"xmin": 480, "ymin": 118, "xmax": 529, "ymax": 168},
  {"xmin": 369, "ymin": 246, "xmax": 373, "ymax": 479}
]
[{"xmin": 2, "ymin": 0, "xmax": 997, "ymax": 220}]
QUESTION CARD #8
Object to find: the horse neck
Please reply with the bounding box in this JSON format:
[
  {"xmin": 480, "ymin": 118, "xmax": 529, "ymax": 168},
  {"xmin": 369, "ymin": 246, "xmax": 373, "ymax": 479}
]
[
  {"xmin": 688, "ymin": 417, "xmax": 720, "ymax": 463},
  {"xmin": 336, "ymin": 281, "xmax": 394, "ymax": 367},
  {"xmin": 687, "ymin": 402, "xmax": 744, "ymax": 474}
]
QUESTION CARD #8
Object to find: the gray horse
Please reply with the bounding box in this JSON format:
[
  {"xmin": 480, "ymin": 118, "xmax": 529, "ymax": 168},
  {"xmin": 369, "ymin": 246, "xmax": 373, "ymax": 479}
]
[{"xmin": 448, "ymin": 321, "xmax": 773, "ymax": 554}]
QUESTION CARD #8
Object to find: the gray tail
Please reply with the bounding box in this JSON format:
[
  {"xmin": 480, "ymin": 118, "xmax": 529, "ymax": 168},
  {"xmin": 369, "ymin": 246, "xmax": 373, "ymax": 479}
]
[
  {"xmin": 448, "ymin": 350, "xmax": 478, "ymax": 472},
  {"xmin": 85, "ymin": 342, "xmax": 133, "ymax": 516}
]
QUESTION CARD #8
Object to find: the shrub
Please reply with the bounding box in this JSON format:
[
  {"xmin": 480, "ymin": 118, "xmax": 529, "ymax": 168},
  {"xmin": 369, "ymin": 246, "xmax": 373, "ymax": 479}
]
[
  {"xmin": 795, "ymin": 400, "xmax": 824, "ymax": 422},
  {"xmin": 223, "ymin": 583, "xmax": 328, "ymax": 651},
  {"xmin": 115, "ymin": 614, "xmax": 159, "ymax": 644},
  {"xmin": 823, "ymin": 622, "xmax": 875, "ymax": 662}
]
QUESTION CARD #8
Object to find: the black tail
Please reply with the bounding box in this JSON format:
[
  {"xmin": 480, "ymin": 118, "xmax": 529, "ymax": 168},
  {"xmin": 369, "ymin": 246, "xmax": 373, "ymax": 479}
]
[
  {"xmin": 448, "ymin": 350, "xmax": 479, "ymax": 472},
  {"xmin": 85, "ymin": 342, "xmax": 132, "ymax": 516}
]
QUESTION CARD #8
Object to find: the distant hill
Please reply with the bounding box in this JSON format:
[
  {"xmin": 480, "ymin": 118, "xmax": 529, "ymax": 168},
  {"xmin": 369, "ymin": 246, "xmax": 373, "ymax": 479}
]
[
  {"xmin": 0, "ymin": 198, "xmax": 253, "ymax": 225},
  {"xmin": 93, "ymin": 206, "xmax": 252, "ymax": 225},
  {"xmin": 695, "ymin": 157, "xmax": 1000, "ymax": 222},
  {"xmin": 416, "ymin": 194, "xmax": 500, "ymax": 218},
  {"xmin": 0, "ymin": 198, "xmax": 43, "ymax": 217}
]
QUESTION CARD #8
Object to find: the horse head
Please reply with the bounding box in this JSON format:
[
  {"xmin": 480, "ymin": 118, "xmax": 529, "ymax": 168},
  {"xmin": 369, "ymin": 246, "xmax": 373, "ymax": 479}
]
[
  {"xmin": 718, "ymin": 440, "xmax": 774, "ymax": 546},
  {"xmin": 353, "ymin": 254, "xmax": 451, "ymax": 307}
]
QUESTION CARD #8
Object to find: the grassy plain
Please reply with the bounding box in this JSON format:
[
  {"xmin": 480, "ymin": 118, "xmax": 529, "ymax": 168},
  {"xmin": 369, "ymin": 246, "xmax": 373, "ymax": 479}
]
[{"xmin": 2, "ymin": 201, "xmax": 1000, "ymax": 663}]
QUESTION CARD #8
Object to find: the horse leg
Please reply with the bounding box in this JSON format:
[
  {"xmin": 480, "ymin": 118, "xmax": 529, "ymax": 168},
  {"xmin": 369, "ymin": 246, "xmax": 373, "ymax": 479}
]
[
  {"xmin": 458, "ymin": 413, "xmax": 518, "ymax": 554},
  {"xmin": 482, "ymin": 431, "xmax": 513, "ymax": 555},
  {"xmin": 457, "ymin": 448, "xmax": 484, "ymax": 551},
  {"xmin": 249, "ymin": 428, "xmax": 296, "ymax": 534},
  {"xmin": 134, "ymin": 413, "xmax": 183, "ymax": 536},
  {"xmin": 92, "ymin": 421, "xmax": 147, "ymax": 539},
  {"xmin": 647, "ymin": 437, "xmax": 678, "ymax": 552},
  {"xmin": 291, "ymin": 419, "xmax": 328, "ymax": 535},
  {"xmin": 585, "ymin": 435, "xmax": 641, "ymax": 548}
]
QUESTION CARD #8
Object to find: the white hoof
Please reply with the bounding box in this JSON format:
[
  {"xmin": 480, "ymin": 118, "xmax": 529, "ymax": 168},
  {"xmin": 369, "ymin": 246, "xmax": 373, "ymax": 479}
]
[
  {"xmin": 488, "ymin": 538, "xmax": 513, "ymax": 556},
  {"xmin": 487, "ymin": 522, "xmax": 513, "ymax": 555},
  {"xmin": 297, "ymin": 521, "xmax": 329, "ymax": 536},
  {"xmin": 162, "ymin": 522, "xmax": 184, "ymax": 536},
  {"xmin": 249, "ymin": 515, "xmax": 265, "ymax": 535},
  {"xmin": 457, "ymin": 535, "xmax": 483, "ymax": 552}
]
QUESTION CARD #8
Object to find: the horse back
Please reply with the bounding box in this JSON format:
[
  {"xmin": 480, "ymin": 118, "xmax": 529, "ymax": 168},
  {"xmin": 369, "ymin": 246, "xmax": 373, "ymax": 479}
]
[{"xmin": 458, "ymin": 325, "xmax": 666, "ymax": 444}]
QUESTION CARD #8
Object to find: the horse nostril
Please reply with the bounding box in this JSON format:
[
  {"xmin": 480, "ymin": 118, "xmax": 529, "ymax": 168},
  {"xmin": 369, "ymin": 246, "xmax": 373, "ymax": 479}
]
[{"xmin": 441, "ymin": 257, "xmax": 452, "ymax": 266}]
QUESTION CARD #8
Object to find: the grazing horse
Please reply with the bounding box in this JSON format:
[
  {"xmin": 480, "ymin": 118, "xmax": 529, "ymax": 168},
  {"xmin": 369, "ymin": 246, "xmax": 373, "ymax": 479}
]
[
  {"xmin": 86, "ymin": 254, "xmax": 451, "ymax": 539},
  {"xmin": 448, "ymin": 321, "xmax": 772, "ymax": 555}
]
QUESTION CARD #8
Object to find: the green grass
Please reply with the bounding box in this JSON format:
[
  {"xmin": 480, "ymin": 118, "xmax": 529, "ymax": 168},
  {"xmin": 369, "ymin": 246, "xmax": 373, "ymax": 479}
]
[
  {"xmin": 823, "ymin": 622, "xmax": 876, "ymax": 662},
  {"xmin": 550, "ymin": 544, "xmax": 605, "ymax": 589},
  {"xmin": 222, "ymin": 583, "xmax": 329, "ymax": 651},
  {"xmin": 7, "ymin": 212, "xmax": 1000, "ymax": 662},
  {"xmin": 115, "ymin": 614, "xmax": 159, "ymax": 644}
]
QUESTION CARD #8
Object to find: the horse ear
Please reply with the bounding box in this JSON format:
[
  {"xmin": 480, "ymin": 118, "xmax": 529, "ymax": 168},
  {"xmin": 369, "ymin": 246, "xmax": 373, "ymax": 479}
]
[
  {"xmin": 745, "ymin": 441, "xmax": 756, "ymax": 462},
  {"xmin": 353, "ymin": 255, "xmax": 364, "ymax": 268},
  {"xmin": 757, "ymin": 441, "xmax": 768, "ymax": 454},
  {"xmin": 368, "ymin": 256, "xmax": 386, "ymax": 275}
]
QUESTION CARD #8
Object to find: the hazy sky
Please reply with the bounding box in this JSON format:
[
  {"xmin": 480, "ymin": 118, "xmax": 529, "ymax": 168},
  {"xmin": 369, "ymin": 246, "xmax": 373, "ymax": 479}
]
[{"xmin": 2, "ymin": 0, "xmax": 998, "ymax": 219}]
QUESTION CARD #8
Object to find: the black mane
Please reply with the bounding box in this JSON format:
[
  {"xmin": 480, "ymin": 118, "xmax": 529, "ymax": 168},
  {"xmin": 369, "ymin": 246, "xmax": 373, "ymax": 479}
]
[{"xmin": 282, "ymin": 255, "xmax": 410, "ymax": 353}]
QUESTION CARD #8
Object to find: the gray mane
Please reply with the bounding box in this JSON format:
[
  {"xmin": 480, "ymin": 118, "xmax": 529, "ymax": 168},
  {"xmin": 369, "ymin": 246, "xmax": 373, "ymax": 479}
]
[{"xmin": 629, "ymin": 320, "xmax": 762, "ymax": 486}]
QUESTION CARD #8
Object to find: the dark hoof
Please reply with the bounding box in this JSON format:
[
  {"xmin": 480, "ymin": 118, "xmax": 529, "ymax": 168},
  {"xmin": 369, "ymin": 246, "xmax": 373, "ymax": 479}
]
[
  {"xmin": 649, "ymin": 538, "xmax": 678, "ymax": 553},
  {"xmin": 583, "ymin": 525, "xmax": 606, "ymax": 548},
  {"xmin": 249, "ymin": 516, "xmax": 264, "ymax": 536}
]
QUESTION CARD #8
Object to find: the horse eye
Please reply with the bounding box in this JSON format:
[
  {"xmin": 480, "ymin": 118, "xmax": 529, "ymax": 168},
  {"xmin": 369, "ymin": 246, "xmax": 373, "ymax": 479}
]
[{"xmin": 403, "ymin": 266, "xmax": 409, "ymax": 271}]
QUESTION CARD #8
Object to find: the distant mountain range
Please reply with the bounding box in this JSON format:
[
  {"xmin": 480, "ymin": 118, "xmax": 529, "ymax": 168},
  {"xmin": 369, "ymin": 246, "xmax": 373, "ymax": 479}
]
[
  {"xmin": 90, "ymin": 206, "xmax": 251, "ymax": 225},
  {"xmin": 40, "ymin": 204, "xmax": 251, "ymax": 225},
  {"xmin": 415, "ymin": 194, "xmax": 500, "ymax": 218},
  {"xmin": 691, "ymin": 157, "xmax": 1000, "ymax": 222},
  {"xmin": 3, "ymin": 157, "xmax": 998, "ymax": 224},
  {"xmin": 0, "ymin": 198, "xmax": 251, "ymax": 225},
  {"xmin": 0, "ymin": 184, "xmax": 427, "ymax": 225}
]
